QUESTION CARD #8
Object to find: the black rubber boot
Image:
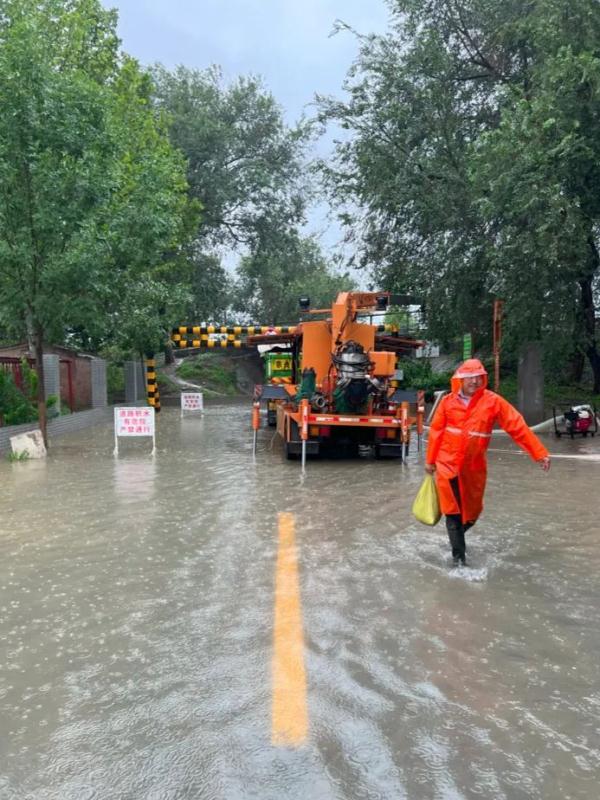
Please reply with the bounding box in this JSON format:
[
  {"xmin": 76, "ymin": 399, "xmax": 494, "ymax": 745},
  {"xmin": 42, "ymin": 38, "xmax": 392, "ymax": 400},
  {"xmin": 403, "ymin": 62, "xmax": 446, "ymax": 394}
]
[{"xmin": 445, "ymin": 514, "xmax": 467, "ymax": 566}]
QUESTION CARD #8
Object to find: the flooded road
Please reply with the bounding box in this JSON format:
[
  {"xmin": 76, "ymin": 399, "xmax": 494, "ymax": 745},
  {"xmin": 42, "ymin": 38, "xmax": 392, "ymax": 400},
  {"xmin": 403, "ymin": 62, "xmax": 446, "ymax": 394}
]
[{"xmin": 1, "ymin": 401, "xmax": 599, "ymax": 799}]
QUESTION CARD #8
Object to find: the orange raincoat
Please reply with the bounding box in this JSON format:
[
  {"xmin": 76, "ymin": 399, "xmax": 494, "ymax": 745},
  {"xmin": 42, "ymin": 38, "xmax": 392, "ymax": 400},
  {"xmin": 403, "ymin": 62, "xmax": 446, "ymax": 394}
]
[{"xmin": 426, "ymin": 359, "xmax": 549, "ymax": 524}]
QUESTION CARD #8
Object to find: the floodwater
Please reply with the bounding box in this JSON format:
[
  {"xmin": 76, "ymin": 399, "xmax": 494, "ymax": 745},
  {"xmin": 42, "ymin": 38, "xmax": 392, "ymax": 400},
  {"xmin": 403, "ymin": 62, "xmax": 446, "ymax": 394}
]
[{"xmin": 1, "ymin": 401, "xmax": 599, "ymax": 800}]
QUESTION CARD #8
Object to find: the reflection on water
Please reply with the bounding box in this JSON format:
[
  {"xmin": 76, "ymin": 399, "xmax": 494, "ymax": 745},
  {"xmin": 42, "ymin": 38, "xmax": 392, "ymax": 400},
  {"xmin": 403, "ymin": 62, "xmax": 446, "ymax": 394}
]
[
  {"xmin": 114, "ymin": 457, "xmax": 157, "ymax": 504},
  {"xmin": 1, "ymin": 404, "xmax": 599, "ymax": 799}
]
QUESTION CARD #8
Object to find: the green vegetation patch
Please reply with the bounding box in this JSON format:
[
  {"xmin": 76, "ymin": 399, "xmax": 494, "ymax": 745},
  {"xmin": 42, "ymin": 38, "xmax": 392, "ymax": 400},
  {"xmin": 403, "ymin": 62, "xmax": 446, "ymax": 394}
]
[
  {"xmin": 400, "ymin": 359, "xmax": 453, "ymax": 401},
  {"xmin": 157, "ymin": 372, "xmax": 180, "ymax": 394},
  {"xmin": 497, "ymin": 375, "xmax": 600, "ymax": 416},
  {"xmin": 0, "ymin": 361, "xmax": 38, "ymax": 425},
  {"xmin": 7, "ymin": 450, "xmax": 30, "ymax": 462},
  {"xmin": 176, "ymin": 353, "xmax": 239, "ymax": 395}
]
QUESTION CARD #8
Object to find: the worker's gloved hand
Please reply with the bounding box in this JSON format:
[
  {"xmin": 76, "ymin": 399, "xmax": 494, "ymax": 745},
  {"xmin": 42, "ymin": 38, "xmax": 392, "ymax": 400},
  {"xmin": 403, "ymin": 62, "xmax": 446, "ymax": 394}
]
[
  {"xmin": 538, "ymin": 456, "xmax": 551, "ymax": 472},
  {"xmin": 424, "ymin": 463, "xmax": 436, "ymax": 475}
]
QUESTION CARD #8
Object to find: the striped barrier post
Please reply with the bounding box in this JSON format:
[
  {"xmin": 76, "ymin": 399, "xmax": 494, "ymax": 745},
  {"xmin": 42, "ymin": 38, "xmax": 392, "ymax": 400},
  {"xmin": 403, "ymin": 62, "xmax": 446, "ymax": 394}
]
[{"xmin": 145, "ymin": 356, "xmax": 160, "ymax": 413}]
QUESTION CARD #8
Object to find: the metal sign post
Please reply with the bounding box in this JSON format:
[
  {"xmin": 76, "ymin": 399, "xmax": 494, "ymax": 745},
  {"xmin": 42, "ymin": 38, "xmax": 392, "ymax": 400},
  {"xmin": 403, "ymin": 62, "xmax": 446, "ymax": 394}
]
[
  {"xmin": 114, "ymin": 407, "xmax": 156, "ymax": 456},
  {"xmin": 300, "ymin": 399, "xmax": 309, "ymax": 472},
  {"xmin": 416, "ymin": 390, "xmax": 425, "ymax": 452},
  {"xmin": 401, "ymin": 401, "xmax": 409, "ymax": 460},
  {"xmin": 251, "ymin": 401, "xmax": 260, "ymax": 456}
]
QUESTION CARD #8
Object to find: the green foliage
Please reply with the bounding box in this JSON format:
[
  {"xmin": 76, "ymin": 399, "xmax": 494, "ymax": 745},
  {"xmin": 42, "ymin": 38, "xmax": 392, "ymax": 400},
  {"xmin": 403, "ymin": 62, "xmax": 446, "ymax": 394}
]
[
  {"xmin": 399, "ymin": 359, "xmax": 453, "ymax": 399},
  {"xmin": 0, "ymin": 0, "xmax": 119, "ymax": 344},
  {"xmin": 156, "ymin": 372, "xmax": 179, "ymax": 393},
  {"xmin": 7, "ymin": 450, "xmax": 31, "ymax": 462},
  {"xmin": 151, "ymin": 65, "xmax": 317, "ymax": 323},
  {"xmin": 187, "ymin": 251, "xmax": 231, "ymax": 323},
  {"xmin": 106, "ymin": 362, "xmax": 124, "ymax": 396},
  {"xmin": 497, "ymin": 374, "xmax": 600, "ymax": 412},
  {"xmin": 0, "ymin": 366, "xmax": 67, "ymax": 426},
  {"xmin": 110, "ymin": 275, "xmax": 191, "ymax": 358},
  {"xmin": 0, "ymin": 0, "xmax": 195, "ymax": 383},
  {"xmin": 235, "ymin": 231, "xmax": 355, "ymax": 324},
  {"xmin": 45, "ymin": 393, "xmax": 59, "ymax": 419},
  {"xmin": 0, "ymin": 370, "xmax": 37, "ymax": 425},
  {"xmin": 19, "ymin": 360, "xmax": 38, "ymax": 402},
  {"xmin": 176, "ymin": 354, "xmax": 239, "ymax": 395},
  {"xmin": 321, "ymin": 0, "xmax": 600, "ymax": 389},
  {"xmin": 152, "ymin": 65, "xmax": 311, "ymax": 249}
]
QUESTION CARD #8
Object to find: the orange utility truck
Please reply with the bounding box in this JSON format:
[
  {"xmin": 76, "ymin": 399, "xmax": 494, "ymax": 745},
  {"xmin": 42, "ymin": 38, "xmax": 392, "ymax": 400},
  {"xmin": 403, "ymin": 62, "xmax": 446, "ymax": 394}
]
[{"xmin": 251, "ymin": 292, "xmax": 425, "ymax": 461}]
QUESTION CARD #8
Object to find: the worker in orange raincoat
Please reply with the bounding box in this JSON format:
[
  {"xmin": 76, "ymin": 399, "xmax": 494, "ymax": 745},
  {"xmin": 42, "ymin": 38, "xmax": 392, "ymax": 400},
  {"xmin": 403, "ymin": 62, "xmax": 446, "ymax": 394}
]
[{"xmin": 425, "ymin": 359, "xmax": 550, "ymax": 566}]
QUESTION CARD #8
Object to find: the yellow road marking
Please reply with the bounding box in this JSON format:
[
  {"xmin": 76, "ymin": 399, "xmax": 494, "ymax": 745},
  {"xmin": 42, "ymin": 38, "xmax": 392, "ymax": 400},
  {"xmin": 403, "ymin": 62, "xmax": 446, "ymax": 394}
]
[{"xmin": 272, "ymin": 512, "xmax": 308, "ymax": 746}]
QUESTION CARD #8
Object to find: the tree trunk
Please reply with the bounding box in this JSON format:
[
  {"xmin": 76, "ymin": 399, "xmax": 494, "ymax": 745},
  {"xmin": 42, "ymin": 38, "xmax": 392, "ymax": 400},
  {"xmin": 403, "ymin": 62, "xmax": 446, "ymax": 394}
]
[
  {"xmin": 566, "ymin": 349, "xmax": 585, "ymax": 384},
  {"xmin": 580, "ymin": 236, "xmax": 600, "ymax": 393},
  {"xmin": 567, "ymin": 301, "xmax": 585, "ymax": 384},
  {"xmin": 164, "ymin": 340, "xmax": 174, "ymax": 366},
  {"xmin": 34, "ymin": 325, "xmax": 48, "ymax": 447}
]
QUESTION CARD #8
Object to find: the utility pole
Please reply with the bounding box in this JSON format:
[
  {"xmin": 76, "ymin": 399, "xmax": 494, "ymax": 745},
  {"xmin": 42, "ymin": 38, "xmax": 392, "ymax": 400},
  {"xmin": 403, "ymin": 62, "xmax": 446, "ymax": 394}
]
[{"xmin": 493, "ymin": 299, "xmax": 504, "ymax": 392}]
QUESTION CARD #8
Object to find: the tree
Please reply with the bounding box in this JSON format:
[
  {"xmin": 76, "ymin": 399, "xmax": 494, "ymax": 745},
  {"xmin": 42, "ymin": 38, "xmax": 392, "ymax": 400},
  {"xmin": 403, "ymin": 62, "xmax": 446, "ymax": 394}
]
[
  {"xmin": 0, "ymin": 1, "xmax": 194, "ymax": 442},
  {"xmin": 235, "ymin": 224, "xmax": 354, "ymax": 324},
  {"xmin": 110, "ymin": 275, "xmax": 191, "ymax": 360},
  {"xmin": 320, "ymin": 0, "xmax": 600, "ymax": 387},
  {"xmin": 319, "ymin": 7, "xmax": 498, "ymax": 347},
  {"xmin": 151, "ymin": 66, "xmax": 317, "ymax": 323},
  {"xmin": 186, "ymin": 250, "xmax": 231, "ymax": 323},
  {"xmin": 152, "ymin": 65, "xmax": 311, "ymax": 247},
  {"xmin": 473, "ymin": 45, "xmax": 600, "ymax": 389}
]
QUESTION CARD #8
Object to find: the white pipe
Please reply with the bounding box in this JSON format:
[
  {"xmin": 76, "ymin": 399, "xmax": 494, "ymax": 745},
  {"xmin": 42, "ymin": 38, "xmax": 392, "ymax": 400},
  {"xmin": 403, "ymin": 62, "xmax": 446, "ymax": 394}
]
[
  {"xmin": 424, "ymin": 411, "xmax": 600, "ymax": 434},
  {"xmin": 493, "ymin": 416, "xmax": 558, "ymax": 435}
]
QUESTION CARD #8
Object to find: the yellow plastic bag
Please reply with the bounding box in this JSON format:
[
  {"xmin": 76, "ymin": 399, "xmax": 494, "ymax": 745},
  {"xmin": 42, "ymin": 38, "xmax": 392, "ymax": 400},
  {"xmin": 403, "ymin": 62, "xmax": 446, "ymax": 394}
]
[{"xmin": 412, "ymin": 474, "xmax": 441, "ymax": 526}]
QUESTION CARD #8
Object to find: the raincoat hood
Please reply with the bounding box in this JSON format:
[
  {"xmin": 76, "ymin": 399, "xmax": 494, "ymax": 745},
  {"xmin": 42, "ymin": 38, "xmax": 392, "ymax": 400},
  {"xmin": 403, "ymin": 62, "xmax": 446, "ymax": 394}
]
[{"xmin": 451, "ymin": 359, "xmax": 488, "ymax": 394}]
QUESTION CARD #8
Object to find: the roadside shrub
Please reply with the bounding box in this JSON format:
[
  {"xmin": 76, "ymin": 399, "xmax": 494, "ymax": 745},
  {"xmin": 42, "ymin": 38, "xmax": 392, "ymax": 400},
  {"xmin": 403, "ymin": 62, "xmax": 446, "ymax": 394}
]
[
  {"xmin": 400, "ymin": 359, "xmax": 453, "ymax": 400},
  {"xmin": 0, "ymin": 363, "xmax": 62, "ymax": 426},
  {"xmin": 0, "ymin": 369, "xmax": 37, "ymax": 425}
]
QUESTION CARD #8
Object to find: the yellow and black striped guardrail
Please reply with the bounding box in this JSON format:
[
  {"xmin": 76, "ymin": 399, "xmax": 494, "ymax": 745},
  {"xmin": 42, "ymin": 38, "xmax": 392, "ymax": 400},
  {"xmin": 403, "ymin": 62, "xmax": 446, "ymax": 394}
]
[
  {"xmin": 172, "ymin": 336, "xmax": 243, "ymax": 349},
  {"xmin": 170, "ymin": 322, "xmax": 400, "ymax": 349},
  {"xmin": 171, "ymin": 324, "xmax": 397, "ymax": 336},
  {"xmin": 172, "ymin": 325, "xmax": 297, "ymax": 337}
]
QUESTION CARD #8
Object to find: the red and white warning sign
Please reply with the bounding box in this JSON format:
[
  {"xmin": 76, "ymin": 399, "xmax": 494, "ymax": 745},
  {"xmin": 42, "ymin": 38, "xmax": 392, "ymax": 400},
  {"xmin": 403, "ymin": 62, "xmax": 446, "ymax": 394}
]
[
  {"xmin": 181, "ymin": 392, "xmax": 204, "ymax": 414},
  {"xmin": 114, "ymin": 407, "xmax": 156, "ymax": 454}
]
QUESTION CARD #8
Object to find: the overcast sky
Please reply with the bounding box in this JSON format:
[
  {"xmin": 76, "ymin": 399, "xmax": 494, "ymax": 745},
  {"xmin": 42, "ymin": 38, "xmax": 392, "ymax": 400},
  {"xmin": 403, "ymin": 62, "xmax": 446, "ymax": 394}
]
[
  {"xmin": 102, "ymin": 1, "xmax": 391, "ymax": 123},
  {"xmin": 101, "ymin": 1, "xmax": 392, "ymax": 269}
]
